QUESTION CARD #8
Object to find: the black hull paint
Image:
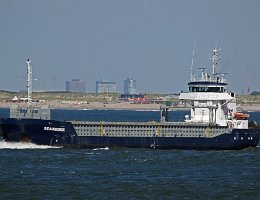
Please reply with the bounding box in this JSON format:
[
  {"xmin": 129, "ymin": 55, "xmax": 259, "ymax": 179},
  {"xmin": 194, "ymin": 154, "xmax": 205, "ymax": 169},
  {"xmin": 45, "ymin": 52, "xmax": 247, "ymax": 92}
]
[
  {"xmin": 0, "ymin": 118, "xmax": 77, "ymax": 146},
  {"xmin": 0, "ymin": 118, "xmax": 259, "ymax": 150}
]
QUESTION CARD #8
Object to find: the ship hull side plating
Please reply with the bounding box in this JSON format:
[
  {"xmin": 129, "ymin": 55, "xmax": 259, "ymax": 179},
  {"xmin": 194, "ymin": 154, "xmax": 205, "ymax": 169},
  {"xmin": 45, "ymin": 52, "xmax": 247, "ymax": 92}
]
[
  {"xmin": 0, "ymin": 118, "xmax": 77, "ymax": 146},
  {"xmin": 74, "ymin": 133, "xmax": 259, "ymax": 150},
  {"xmin": 0, "ymin": 118, "xmax": 259, "ymax": 150}
]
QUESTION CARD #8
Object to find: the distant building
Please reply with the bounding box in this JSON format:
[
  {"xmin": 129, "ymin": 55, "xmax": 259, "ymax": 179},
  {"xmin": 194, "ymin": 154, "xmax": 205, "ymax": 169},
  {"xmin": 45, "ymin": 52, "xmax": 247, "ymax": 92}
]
[
  {"xmin": 96, "ymin": 80, "xmax": 117, "ymax": 94},
  {"xmin": 124, "ymin": 78, "xmax": 136, "ymax": 94},
  {"xmin": 66, "ymin": 79, "xmax": 86, "ymax": 93}
]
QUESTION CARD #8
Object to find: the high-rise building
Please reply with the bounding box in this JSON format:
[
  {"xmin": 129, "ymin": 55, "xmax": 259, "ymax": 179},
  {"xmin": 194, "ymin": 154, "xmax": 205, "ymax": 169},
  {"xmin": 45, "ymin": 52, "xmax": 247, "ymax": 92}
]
[
  {"xmin": 96, "ymin": 80, "xmax": 116, "ymax": 93},
  {"xmin": 124, "ymin": 78, "xmax": 136, "ymax": 94},
  {"xmin": 66, "ymin": 79, "xmax": 86, "ymax": 93}
]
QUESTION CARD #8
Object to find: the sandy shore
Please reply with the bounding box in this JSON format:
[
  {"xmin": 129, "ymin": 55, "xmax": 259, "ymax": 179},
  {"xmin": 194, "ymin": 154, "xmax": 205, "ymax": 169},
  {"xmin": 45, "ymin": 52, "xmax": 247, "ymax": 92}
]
[
  {"xmin": 0, "ymin": 101, "xmax": 260, "ymax": 111},
  {"xmin": 238, "ymin": 105, "xmax": 260, "ymax": 112}
]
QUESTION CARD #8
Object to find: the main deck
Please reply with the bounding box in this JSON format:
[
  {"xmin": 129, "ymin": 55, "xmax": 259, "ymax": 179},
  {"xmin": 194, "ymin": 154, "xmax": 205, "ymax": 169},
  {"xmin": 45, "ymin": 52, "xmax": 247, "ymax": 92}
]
[{"xmin": 70, "ymin": 121, "xmax": 230, "ymax": 138}]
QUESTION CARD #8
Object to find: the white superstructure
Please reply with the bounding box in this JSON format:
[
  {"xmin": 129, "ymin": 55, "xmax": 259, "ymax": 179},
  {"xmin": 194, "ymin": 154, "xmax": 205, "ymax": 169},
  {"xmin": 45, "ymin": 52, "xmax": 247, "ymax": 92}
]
[{"xmin": 179, "ymin": 48, "xmax": 248, "ymax": 129}]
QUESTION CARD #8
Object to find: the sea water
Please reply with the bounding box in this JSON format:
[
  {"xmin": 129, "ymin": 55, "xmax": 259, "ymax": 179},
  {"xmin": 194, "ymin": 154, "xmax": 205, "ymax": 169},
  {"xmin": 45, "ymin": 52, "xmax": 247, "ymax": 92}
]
[{"xmin": 0, "ymin": 109, "xmax": 260, "ymax": 199}]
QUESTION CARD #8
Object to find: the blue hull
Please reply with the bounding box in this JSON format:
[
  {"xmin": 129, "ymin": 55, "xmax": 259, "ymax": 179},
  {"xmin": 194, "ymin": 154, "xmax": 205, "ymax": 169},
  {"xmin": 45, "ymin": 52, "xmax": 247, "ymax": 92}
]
[
  {"xmin": 75, "ymin": 134, "xmax": 259, "ymax": 150},
  {"xmin": 0, "ymin": 118, "xmax": 259, "ymax": 150}
]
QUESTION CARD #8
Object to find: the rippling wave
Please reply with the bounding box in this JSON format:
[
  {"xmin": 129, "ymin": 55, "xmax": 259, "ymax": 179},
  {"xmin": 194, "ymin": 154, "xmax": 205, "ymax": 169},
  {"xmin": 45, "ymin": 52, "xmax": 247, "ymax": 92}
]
[
  {"xmin": 0, "ymin": 141, "xmax": 60, "ymax": 149},
  {"xmin": 1, "ymin": 148, "xmax": 260, "ymax": 199}
]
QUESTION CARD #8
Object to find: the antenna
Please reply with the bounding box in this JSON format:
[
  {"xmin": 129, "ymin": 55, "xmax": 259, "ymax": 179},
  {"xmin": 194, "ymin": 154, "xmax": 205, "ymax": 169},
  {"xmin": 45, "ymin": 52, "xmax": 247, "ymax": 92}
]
[
  {"xmin": 210, "ymin": 47, "xmax": 221, "ymax": 80},
  {"xmin": 190, "ymin": 39, "xmax": 197, "ymax": 81},
  {"xmin": 26, "ymin": 59, "xmax": 32, "ymax": 108},
  {"xmin": 198, "ymin": 67, "xmax": 206, "ymax": 80}
]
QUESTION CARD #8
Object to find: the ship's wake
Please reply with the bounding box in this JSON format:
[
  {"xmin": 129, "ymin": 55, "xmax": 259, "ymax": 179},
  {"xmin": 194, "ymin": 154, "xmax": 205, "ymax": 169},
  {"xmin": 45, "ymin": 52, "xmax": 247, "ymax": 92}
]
[
  {"xmin": 0, "ymin": 141, "xmax": 60, "ymax": 149},
  {"xmin": 93, "ymin": 147, "xmax": 109, "ymax": 151}
]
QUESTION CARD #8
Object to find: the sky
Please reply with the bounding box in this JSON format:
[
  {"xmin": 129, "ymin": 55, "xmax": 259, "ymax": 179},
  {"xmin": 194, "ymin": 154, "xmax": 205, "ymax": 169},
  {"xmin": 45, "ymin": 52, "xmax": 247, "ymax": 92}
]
[{"xmin": 0, "ymin": 0, "xmax": 259, "ymax": 94}]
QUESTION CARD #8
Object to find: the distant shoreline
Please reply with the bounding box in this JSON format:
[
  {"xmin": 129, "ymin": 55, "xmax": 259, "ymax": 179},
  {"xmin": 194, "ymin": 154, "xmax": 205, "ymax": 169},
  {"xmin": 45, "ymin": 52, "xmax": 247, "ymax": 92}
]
[{"xmin": 0, "ymin": 101, "xmax": 260, "ymax": 112}]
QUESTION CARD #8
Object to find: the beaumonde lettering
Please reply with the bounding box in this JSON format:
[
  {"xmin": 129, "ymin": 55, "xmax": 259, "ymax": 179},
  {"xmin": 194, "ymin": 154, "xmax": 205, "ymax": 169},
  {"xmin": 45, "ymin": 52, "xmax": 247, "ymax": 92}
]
[{"xmin": 44, "ymin": 127, "xmax": 65, "ymax": 132}]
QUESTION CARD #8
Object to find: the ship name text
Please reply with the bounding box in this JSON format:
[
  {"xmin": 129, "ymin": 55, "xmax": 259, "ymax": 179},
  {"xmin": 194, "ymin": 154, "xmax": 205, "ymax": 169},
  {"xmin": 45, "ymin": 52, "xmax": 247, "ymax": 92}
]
[{"xmin": 44, "ymin": 127, "xmax": 65, "ymax": 132}]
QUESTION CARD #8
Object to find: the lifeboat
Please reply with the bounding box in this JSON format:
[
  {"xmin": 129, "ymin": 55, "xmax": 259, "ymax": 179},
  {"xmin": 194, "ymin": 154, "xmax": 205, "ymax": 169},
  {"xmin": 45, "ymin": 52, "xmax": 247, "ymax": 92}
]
[{"xmin": 234, "ymin": 112, "xmax": 250, "ymax": 120}]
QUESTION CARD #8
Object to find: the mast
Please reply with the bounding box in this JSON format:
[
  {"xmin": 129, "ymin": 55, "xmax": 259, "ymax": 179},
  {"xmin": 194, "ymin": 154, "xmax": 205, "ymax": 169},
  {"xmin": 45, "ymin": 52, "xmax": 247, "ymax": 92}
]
[
  {"xmin": 210, "ymin": 48, "xmax": 221, "ymax": 80},
  {"xmin": 190, "ymin": 40, "xmax": 196, "ymax": 81},
  {"xmin": 26, "ymin": 59, "xmax": 32, "ymax": 108}
]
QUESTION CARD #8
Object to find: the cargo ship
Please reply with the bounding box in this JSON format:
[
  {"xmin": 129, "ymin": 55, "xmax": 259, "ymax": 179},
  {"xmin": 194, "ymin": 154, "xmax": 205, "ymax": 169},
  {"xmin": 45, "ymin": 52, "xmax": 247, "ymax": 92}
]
[{"xmin": 0, "ymin": 49, "xmax": 259, "ymax": 150}]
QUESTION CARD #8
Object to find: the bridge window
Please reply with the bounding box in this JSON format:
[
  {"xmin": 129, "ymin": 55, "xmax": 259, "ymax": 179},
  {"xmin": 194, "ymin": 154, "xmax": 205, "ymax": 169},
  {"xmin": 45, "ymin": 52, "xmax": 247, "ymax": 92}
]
[{"xmin": 189, "ymin": 86, "xmax": 224, "ymax": 92}]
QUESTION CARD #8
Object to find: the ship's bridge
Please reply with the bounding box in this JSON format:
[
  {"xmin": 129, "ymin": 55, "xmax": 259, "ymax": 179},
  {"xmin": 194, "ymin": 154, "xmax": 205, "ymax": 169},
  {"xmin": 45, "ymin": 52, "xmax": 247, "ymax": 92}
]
[
  {"xmin": 188, "ymin": 81, "xmax": 227, "ymax": 93},
  {"xmin": 177, "ymin": 48, "xmax": 237, "ymax": 126},
  {"xmin": 187, "ymin": 47, "xmax": 227, "ymax": 93}
]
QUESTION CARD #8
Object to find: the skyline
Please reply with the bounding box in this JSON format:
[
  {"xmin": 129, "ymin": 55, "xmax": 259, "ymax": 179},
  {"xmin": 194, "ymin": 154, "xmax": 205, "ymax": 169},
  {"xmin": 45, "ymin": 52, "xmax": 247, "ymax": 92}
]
[{"xmin": 0, "ymin": 0, "xmax": 260, "ymax": 94}]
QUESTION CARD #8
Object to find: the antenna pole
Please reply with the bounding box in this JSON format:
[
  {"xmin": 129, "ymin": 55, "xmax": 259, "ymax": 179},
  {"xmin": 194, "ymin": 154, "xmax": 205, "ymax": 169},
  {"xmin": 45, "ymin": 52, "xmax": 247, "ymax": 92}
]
[
  {"xmin": 190, "ymin": 39, "xmax": 197, "ymax": 81},
  {"xmin": 211, "ymin": 49, "xmax": 218, "ymax": 80},
  {"xmin": 26, "ymin": 59, "xmax": 32, "ymax": 108}
]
